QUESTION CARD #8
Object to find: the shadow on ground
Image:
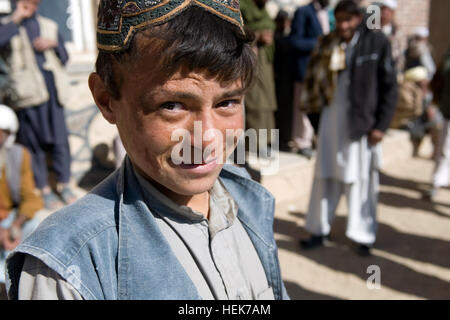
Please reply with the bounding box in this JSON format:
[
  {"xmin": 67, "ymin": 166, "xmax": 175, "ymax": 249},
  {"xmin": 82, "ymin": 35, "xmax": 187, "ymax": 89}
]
[
  {"xmin": 379, "ymin": 172, "xmax": 450, "ymax": 217},
  {"xmin": 274, "ymin": 212, "xmax": 450, "ymax": 300},
  {"xmin": 284, "ymin": 281, "xmax": 339, "ymax": 300},
  {"xmin": 379, "ymin": 172, "xmax": 431, "ymax": 193},
  {"xmin": 77, "ymin": 143, "xmax": 116, "ymax": 191}
]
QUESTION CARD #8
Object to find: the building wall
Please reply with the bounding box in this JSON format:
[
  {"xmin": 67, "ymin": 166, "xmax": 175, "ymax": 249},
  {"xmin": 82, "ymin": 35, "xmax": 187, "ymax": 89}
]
[
  {"xmin": 395, "ymin": 0, "xmax": 430, "ymax": 36},
  {"xmin": 1, "ymin": 0, "xmax": 97, "ymax": 55},
  {"xmin": 270, "ymin": 0, "xmax": 434, "ymax": 65},
  {"xmin": 271, "ymin": 0, "xmax": 431, "ymax": 39},
  {"xmin": 428, "ymin": 0, "xmax": 450, "ymax": 65}
]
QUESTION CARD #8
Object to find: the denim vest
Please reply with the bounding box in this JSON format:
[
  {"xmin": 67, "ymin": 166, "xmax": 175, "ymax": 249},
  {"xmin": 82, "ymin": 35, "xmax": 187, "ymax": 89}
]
[{"xmin": 6, "ymin": 159, "xmax": 289, "ymax": 300}]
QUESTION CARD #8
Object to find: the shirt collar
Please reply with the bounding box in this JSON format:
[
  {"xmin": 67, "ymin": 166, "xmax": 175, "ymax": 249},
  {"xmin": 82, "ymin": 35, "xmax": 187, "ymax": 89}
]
[
  {"xmin": 208, "ymin": 177, "xmax": 238, "ymax": 238},
  {"xmin": 350, "ymin": 30, "xmax": 360, "ymax": 48},
  {"xmin": 382, "ymin": 24, "xmax": 393, "ymax": 36},
  {"xmin": 340, "ymin": 30, "xmax": 360, "ymax": 49}
]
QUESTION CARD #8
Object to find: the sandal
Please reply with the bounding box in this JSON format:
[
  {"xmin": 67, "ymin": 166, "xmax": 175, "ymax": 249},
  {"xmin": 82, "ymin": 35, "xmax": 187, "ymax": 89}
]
[
  {"xmin": 59, "ymin": 187, "xmax": 77, "ymax": 205},
  {"xmin": 42, "ymin": 191, "xmax": 64, "ymax": 211}
]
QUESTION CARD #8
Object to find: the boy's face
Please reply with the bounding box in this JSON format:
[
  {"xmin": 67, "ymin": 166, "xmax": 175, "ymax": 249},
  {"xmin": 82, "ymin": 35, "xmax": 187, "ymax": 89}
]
[{"xmin": 90, "ymin": 44, "xmax": 245, "ymax": 198}]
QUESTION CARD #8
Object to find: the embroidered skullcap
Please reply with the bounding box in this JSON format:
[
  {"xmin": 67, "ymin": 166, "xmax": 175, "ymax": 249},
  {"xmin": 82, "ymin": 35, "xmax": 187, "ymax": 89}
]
[{"xmin": 97, "ymin": 0, "xmax": 244, "ymax": 52}]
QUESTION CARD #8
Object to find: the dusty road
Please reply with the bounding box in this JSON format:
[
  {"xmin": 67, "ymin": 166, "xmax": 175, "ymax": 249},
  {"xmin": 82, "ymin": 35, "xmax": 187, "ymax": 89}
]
[{"xmin": 272, "ymin": 141, "xmax": 450, "ymax": 300}]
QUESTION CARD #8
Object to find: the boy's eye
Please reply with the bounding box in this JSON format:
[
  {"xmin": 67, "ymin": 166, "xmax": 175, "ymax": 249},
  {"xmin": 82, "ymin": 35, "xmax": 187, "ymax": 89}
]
[
  {"xmin": 217, "ymin": 100, "xmax": 241, "ymax": 108},
  {"xmin": 160, "ymin": 102, "xmax": 184, "ymax": 111}
]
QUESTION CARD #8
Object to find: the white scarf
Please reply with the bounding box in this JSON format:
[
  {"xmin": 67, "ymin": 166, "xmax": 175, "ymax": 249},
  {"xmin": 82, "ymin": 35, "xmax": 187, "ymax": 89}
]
[
  {"xmin": 0, "ymin": 133, "xmax": 15, "ymax": 179},
  {"xmin": 0, "ymin": 146, "xmax": 6, "ymax": 179}
]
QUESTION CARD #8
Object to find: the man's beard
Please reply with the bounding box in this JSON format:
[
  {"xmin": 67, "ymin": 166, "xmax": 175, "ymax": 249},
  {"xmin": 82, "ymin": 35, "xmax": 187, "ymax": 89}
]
[{"xmin": 318, "ymin": 0, "xmax": 330, "ymax": 8}]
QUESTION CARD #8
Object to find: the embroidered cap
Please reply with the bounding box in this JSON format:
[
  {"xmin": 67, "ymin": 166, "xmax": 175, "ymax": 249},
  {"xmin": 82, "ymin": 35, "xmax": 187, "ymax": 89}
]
[{"xmin": 97, "ymin": 0, "xmax": 244, "ymax": 52}]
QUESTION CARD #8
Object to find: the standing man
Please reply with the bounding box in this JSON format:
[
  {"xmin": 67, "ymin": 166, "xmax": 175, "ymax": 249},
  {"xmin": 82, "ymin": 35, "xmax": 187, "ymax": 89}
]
[
  {"xmin": 0, "ymin": 104, "xmax": 42, "ymax": 297},
  {"xmin": 5, "ymin": 1, "xmax": 288, "ymax": 300},
  {"xmin": 289, "ymin": 0, "xmax": 330, "ymax": 159},
  {"xmin": 300, "ymin": 0, "xmax": 397, "ymax": 256},
  {"xmin": 376, "ymin": 0, "xmax": 404, "ymax": 74},
  {"xmin": 0, "ymin": 0, "xmax": 75, "ymax": 210},
  {"xmin": 240, "ymin": 0, "xmax": 278, "ymax": 154},
  {"xmin": 405, "ymin": 27, "xmax": 436, "ymax": 80},
  {"xmin": 274, "ymin": 10, "xmax": 294, "ymax": 151}
]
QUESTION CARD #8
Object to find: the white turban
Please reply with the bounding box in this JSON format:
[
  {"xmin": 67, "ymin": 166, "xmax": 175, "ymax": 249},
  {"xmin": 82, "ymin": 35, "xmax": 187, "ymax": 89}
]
[
  {"xmin": 0, "ymin": 104, "xmax": 19, "ymax": 149},
  {"xmin": 414, "ymin": 27, "xmax": 430, "ymax": 39},
  {"xmin": 404, "ymin": 66, "xmax": 428, "ymax": 83},
  {"xmin": 381, "ymin": 0, "xmax": 398, "ymax": 9}
]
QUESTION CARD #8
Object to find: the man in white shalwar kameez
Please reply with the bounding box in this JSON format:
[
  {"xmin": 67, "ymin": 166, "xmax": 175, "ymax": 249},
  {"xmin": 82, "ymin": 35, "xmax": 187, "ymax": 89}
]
[{"xmin": 300, "ymin": 0, "xmax": 398, "ymax": 256}]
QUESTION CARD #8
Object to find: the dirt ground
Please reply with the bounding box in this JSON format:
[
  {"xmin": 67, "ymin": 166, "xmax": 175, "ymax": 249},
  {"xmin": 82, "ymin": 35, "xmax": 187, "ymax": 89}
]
[{"xmin": 273, "ymin": 143, "xmax": 450, "ymax": 300}]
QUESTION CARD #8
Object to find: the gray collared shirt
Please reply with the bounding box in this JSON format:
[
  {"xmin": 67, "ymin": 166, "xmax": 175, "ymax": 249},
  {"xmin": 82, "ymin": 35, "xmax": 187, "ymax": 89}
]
[
  {"xmin": 16, "ymin": 167, "xmax": 274, "ymax": 300},
  {"xmin": 134, "ymin": 167, "xmax": 273, "ymax": 300}
]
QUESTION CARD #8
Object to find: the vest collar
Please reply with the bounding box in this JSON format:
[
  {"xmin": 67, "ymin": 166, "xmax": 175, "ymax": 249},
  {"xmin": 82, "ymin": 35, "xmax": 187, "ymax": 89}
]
[{"xmin": 115, "ymin": 158, "xmax": 201, "ymax": 299}]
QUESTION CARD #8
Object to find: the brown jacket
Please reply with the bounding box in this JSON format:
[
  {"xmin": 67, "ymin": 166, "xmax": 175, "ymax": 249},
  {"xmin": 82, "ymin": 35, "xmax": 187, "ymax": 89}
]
[
  {"xmin": 0, "ymin": 146, "xmax": 43, "ymax": 221},
  {"xmin": 391, "ymin": 80, "xmax": 424, "ymax": 129}
]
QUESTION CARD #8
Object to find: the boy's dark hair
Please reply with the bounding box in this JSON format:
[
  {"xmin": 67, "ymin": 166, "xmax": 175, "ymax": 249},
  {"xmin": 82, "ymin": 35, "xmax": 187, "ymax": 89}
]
[
  {"xmin": 96, "ymin": 7, "xmax": 256, "ymax": 100},
  {"xmin": 334, "ymin": 0, "xmax": 363, "ymax": 16}
]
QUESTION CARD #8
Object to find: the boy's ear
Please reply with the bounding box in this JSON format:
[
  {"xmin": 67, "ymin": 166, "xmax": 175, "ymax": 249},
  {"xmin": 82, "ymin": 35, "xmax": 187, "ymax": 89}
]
[{"xmin": 88, "ymin": 72, "xmax": 117, "ymax": 124}]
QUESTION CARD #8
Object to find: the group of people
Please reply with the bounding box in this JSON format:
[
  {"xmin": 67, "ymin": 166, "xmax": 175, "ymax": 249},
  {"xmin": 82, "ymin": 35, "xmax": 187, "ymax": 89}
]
[
  {"xmin": 242, "ymin": 0, "xmax": 450, "ymax": 254},
  {"xmin": 0, "ymin": 0, "xmax": 447, "ymax": 300},
  {"xmin": 0, "ymin": 0, "xmax": 77, "ymax": 296},
  {"xmin": 241, "ymin": 0, "xmax": 395, "ymax": 254},
  {"xmin": 241, "ymin": 0, "xmax": 337, "ymax": 159}
]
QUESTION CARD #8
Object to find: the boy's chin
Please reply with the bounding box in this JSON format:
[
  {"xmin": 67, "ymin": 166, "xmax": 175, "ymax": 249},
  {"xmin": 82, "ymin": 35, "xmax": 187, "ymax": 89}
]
[{"xmin": 172, "ymin": 175, "xmax": 219, "ymax": 196}]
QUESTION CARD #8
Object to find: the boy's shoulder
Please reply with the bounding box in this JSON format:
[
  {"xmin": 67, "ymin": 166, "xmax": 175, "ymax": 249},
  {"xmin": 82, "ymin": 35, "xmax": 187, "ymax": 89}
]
[
  {"xmin": 6, "ymin": 173, "xmax": 121, "ymax": 300},
  {"xmin": 10, "ymin": 172, "xmax": 120, "ymax": 264}
]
